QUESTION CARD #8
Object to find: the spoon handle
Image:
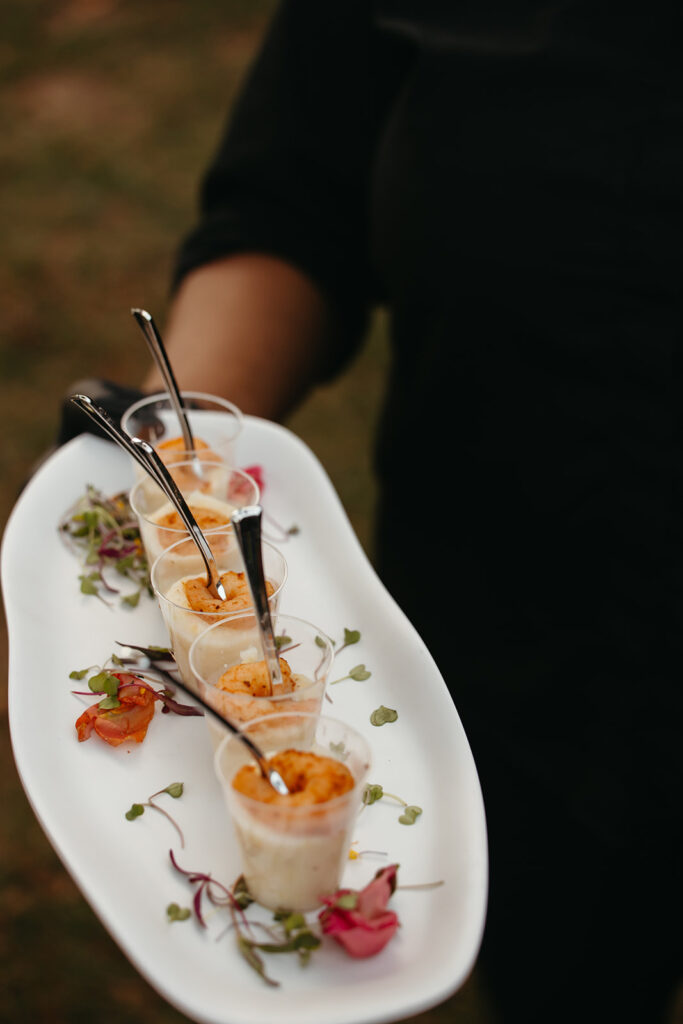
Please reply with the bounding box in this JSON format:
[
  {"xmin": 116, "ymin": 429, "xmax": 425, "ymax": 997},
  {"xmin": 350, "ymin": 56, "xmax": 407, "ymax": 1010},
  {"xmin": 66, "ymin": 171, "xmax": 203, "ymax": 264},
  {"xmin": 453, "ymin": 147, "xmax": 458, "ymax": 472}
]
[
  {"xmin": 70, "ymin": 393, "xmax": 158, "ymax": 479},
  {"xmin": 230, "ymin": 505, "xmax": 284, "ymax": 695},
  {"xmin": 68, "ymin": 394, "xmax": 225, "ymax": 601},
  {"xmin": 145, "ymin": 653, "xmax": 288, "ymax": 793},
  {"xmin": 131, "ymin": 437, "xmax": 227, "ymax": 601},
  {"xmin": 114, "ymin": 642, "xmax": 287, "ymax": 794},
  {"xmin": 131, "ymin": 308, "xmax": 195, "ymax": 454}
]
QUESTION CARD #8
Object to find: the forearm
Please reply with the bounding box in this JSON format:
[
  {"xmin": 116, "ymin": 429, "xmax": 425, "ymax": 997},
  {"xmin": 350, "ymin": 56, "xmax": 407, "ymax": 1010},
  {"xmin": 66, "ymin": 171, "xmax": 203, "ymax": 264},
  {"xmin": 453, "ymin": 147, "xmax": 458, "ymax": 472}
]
[{"xmin": 143, "ymin": 254, "xmax": 340, "ymax": 421}]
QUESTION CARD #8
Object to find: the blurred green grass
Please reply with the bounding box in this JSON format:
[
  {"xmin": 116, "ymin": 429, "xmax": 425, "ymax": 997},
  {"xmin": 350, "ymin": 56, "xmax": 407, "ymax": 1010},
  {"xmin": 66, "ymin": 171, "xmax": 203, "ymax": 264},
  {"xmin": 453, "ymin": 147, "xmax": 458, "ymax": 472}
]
[{"xmin": 0, "ymin": 3, "xmax": 495, "ymax": 1022}]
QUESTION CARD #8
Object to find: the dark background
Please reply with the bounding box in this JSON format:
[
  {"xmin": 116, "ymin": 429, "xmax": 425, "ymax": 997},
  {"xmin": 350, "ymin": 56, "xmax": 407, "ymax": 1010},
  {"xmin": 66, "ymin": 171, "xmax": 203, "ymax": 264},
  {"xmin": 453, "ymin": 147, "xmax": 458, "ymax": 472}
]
[{"xmin": 0, "ymin": 2, "xmax": 495, "ymax": 1021}]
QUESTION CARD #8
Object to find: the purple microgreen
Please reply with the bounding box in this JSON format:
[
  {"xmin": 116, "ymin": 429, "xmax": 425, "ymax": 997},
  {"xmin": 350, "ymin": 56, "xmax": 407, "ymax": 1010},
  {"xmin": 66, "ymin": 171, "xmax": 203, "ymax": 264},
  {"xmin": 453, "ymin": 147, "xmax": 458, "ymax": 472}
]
[
  {"xmin": 274, "ymin": 634, "xmax": 292, "ymax": 650},
  {"xmin": 169, "ymin": 851, "xmax": 245, "ymax": 929},
  {"xmin": 169, "ymin": 854, "xmax": 320, "ymax": 983},
  {"xmin": 156, "ymin": 690, "xmax": 203, "ymax": 717},
  {"xmin": 115, "ymin": 641, "xmax": 180, "ymax": 686},
  {"xmin": 115, "ymin": 641, "xmax": 175, "ymax": 664},
  {"xmin": 60, "ymin": 486, "xmax": 150, "ymax": 608},
  {"xmin": 131, "ymin": 677, "xmax": 202, "ymax": 717},
  {"xmin": 69, "ymin": 650, "xmax": 200, "ymax": 720},
  {"xmin": 126, "ymin": 784, "xmax": 185, "ymax": 846}
]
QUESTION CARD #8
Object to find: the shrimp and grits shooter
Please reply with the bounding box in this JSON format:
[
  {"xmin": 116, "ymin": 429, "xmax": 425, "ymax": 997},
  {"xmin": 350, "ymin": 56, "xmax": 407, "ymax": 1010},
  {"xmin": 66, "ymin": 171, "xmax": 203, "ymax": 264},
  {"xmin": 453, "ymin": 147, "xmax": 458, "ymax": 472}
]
[
  {"xmin": 150, "ymin": 530, "xmax": 287, "ymax": 691},
  {"xmin": 189, "ymin": 613, "xmax": 334, "ymax": 750},
  {"xmin": 129, "ymin": 461, "xmax": 259, "ymax": 565},
  {"xmin": 121, "ymin": 390, "xmax": 243, "ymax": 480},
  {"xmin": 214, "ymin": 713, "xmax": 372, "ymax": 912}
]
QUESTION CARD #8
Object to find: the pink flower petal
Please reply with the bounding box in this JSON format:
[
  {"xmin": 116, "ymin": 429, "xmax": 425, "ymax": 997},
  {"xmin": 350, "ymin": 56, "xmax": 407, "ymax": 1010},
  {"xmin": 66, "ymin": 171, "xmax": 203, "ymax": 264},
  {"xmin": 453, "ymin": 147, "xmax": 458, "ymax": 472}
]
[
  {"xmin": 242, "ymin": 465, "xmax": 265, "ymax": 493},
  {"xmin": 318, "ymin": 865, "xmax": 400, "ymax": 959},
  {"xmin": 356, "ymin": 864, "xmax": 398, "ymax": 918},
  {"xmin": 330, "ymin": 914, "xmax": 399, "ymax": 958}
]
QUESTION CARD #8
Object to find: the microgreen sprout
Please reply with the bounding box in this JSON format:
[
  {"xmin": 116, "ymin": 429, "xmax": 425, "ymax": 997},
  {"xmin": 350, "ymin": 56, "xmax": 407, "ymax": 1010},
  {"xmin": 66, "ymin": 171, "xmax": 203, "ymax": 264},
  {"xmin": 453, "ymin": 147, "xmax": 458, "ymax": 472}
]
[
  {"xmin": 70, "ymin": 662, "xmax": 123, "ymax": 710},
  {"xmin": 169, "ymin": 853, "xmax": 321, "ymax": 986},
  {"xmin": 166, "ymin": 903, "xmax": 191, "ymax": 922},
  {"xmin": 369, "ymin": 705, "xmax": 398, "ymax": 726},
  {"xmin": 361, "ymin": 783, "xmax": 423, "ymax": 825},
  {"xmin": 335, "ymin": 628, "xmax": 361, "ymax": 655},
  {"xmin": 329, "ymin": 664, "xmax": 371, "ymax": 686},
  {"xmin": 125, "ymin": 783, "xmax": 185, "ymax": 846},
  {"xmin": 70, "ymin": 653, "xmax": 202, "ymax": 719},
  {"xmin": 59, "ymin": 485, "xmax": 151, "ymax": 608}
]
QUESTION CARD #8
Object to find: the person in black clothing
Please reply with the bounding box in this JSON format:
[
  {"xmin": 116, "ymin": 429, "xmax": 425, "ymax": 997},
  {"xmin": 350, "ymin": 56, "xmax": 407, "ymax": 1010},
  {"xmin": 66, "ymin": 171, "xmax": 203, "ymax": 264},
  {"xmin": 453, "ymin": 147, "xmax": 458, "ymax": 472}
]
[{"xmin": 136, "ymin": 3, "xmax": 682, "ymax": 1021}]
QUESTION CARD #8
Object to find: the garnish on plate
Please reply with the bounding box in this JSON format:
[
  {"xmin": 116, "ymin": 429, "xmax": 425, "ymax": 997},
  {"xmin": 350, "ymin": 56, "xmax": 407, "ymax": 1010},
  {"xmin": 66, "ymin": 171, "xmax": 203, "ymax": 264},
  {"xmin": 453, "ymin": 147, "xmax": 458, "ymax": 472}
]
[
  {"xmin": 361, "ymin": 783, "xmax": 423, "ymax": 825},
  {"xmin": 329, "ymin": 664, "xmax": 372, "ymax": 686},
  {"xmin": 75, "ymin": 673, "xmax": 157, "ymax": 746},
  {"xmin": 318, "ymin": 864, "xmax": 400, "ymax": 958},
  {"xmin": 59, "ymin": 485, "xmax": 151, "ymax": 607},
  {"xmin": 326, "ymin": 628, "xmax": 371, "ymax": 687},
  {"xmin": 72, "ymin": 659, "xmax": 202, "ymax": 747},
  {"xmin": 169, "ymin": 853, "xmax": 320, "ymax": 987},
  {"xmin": 126, "ymin": 782, "xmax": 185, "ymax": 846},
  {"xmin": 370, "ymin": 705, "xmax": 398, "ymax": 726}
]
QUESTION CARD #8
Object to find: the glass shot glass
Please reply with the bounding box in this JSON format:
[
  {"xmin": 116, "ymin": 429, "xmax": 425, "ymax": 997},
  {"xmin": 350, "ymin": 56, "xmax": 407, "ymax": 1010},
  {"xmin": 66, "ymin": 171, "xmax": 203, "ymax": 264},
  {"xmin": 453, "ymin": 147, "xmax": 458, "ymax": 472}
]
[
  {"xmin": 121, "ymin": 390, "xmax": 243, "ymax": 479},
  {"xmin": 150, "ymin": 530, "xmax": 287, "ymax": 690},
  {"xmin": 189, "ymin": 612, "xmax": 334, "ymax": 752},
  {"xmin": 214, "ymin": 712, "xmax": 372, "ymax": 912},
  {"xmin": 129, "ymin": 460, "xmax": 259, "ymax": 566}
]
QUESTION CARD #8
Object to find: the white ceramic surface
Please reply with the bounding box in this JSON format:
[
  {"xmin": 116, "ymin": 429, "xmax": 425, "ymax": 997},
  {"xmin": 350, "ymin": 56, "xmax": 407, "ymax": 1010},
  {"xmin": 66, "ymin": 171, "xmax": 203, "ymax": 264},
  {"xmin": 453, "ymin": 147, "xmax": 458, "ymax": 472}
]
[{"xmin": 2, "ymin": 415, "xmax": 488, "ymax": 1024}]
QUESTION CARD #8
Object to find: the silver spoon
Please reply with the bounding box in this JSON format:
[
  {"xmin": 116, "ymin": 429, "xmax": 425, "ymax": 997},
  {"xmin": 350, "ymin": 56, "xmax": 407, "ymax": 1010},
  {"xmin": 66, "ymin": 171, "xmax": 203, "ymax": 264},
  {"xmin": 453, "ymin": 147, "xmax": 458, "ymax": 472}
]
[
  {"xmin": 69, "ymin": 394, "xmax": 226, "ymax": 601},
  {"xmin": 230, "ymin": 505, "xmax": 284, "ymax": 696},
  {"xmin": 115, "ymin": 642, "xmax": 289, "ymax": 795},
  {"xmin": 130, "ymin": 307, "xmax": 196, "ymax": 456},
  {"xmin": 71, "ymin": 395, "xmax": 287, "ymax": 794}
]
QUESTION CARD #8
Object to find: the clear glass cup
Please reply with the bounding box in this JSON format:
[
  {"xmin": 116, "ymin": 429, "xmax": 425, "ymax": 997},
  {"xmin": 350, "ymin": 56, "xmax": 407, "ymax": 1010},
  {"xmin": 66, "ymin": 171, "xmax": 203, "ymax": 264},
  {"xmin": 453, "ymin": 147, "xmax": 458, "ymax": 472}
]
[
  {"xmin": 129, "ymin": 460, "xmax": 259, "ymax": 566},
  {"xmin": 121, "ymin": 391, "xmax": 243, "ymax": 479},
  {"xmin": 150, "ymin": 530, "xmax": 287, "ymax": 690},
  {"xmin": 214, "ymin": 712, "xmax": 372, "ymax": 912},
  {"xmin": 190, "ymin": 612, "xmax": 334, "ymax": 751}
]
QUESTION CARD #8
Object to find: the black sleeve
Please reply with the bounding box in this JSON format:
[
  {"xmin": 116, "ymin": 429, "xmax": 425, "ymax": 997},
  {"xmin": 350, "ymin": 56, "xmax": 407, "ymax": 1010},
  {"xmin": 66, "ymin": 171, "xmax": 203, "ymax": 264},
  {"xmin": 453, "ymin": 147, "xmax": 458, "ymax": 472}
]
[{"xmin": 173, "ymin": 0, "xmax": 412, "ymax": 373}]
